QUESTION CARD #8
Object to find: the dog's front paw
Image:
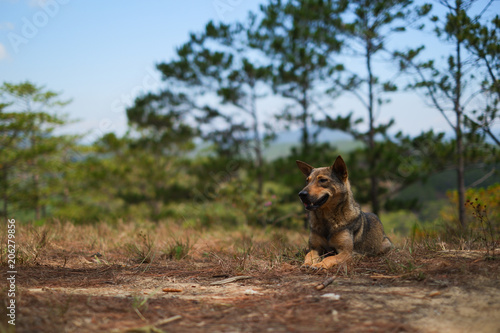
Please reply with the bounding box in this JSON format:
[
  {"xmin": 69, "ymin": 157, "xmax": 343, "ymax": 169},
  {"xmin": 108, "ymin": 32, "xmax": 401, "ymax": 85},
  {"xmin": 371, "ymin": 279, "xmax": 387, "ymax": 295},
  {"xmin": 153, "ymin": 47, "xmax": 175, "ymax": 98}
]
[
  {"xmin": 301, "ymin": 263, "xmax": 323, "ymax": 272},
  {"xmin": 300, "ymin": 263, "xmax": 312, "ymax": 271},
  {"xmin": 300, "ymin": 264, "xmax": 324, "ymax": 273},
  {"xmin": 309, "ymin": 262, "xmax": 327, "ymax": 270}
]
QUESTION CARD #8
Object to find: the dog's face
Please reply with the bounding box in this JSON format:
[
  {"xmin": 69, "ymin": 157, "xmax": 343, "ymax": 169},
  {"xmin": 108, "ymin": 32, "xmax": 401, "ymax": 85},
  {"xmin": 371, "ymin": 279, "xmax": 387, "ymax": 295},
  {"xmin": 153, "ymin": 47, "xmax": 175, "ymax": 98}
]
[{"xmin": 296, "ymin": 156, "xmax": 349, "ymax": 211}]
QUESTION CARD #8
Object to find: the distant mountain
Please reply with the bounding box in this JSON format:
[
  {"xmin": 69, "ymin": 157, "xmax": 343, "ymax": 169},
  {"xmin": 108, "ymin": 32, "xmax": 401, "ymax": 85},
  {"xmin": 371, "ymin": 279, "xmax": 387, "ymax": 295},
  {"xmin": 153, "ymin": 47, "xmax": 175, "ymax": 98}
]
[
  {"xmin": 191, "ymin": 127, "xmax": 361, "ymax": 160},
  {"xmin": 274, "ymin": 127, "xmax": 353, "ymax": 144},
  {"xmin": 264, "ymin": 127, "xmax": 362, "ymax": 160},
  {"xmin": 263, "ymin": 140, "xmax": 364, "ymax": 160}
]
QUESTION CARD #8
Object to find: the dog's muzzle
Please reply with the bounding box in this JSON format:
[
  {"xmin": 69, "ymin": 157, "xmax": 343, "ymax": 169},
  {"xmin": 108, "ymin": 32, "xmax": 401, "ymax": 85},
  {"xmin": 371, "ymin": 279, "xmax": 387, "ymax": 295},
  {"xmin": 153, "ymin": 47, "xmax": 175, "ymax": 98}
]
[{"xmin": 298, "ymin": 191, "xmax": 329, "ymax": 211}]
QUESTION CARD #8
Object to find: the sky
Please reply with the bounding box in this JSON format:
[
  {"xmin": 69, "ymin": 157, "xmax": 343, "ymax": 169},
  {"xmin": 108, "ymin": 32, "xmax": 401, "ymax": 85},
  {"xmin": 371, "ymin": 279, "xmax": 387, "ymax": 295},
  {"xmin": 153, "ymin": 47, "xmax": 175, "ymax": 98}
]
[{"xmin": 0, "ymin": 0, "xmax": 499, "ymax": 143}]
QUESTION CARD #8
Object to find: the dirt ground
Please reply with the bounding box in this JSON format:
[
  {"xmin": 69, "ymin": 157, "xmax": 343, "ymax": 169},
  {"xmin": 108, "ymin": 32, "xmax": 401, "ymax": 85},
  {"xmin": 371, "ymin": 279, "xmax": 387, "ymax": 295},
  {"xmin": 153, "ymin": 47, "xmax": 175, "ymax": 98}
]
[{"xmin": 1, "ymin": 223, "xmax": 499, "ymax": 333}]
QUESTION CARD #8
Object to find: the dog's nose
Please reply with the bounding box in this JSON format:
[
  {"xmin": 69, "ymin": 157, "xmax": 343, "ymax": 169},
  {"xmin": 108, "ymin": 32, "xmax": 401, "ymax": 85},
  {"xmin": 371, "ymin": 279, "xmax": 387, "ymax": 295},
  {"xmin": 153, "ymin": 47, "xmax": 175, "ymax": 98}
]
[{"xmin": 298, "ymin": 191, "xmax": 308, "ymax": 200}]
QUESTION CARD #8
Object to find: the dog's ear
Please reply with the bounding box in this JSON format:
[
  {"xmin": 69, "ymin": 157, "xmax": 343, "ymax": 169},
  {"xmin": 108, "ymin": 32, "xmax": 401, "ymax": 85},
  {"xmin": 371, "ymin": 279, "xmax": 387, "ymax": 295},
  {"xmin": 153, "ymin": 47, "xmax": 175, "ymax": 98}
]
[
  {"xmin": 296, "ymin": 160, "xmax": 314, "ymax": 177},
  {"xmin": 331, "ymin": 155, "xmax": 348, "ymax": 181}
]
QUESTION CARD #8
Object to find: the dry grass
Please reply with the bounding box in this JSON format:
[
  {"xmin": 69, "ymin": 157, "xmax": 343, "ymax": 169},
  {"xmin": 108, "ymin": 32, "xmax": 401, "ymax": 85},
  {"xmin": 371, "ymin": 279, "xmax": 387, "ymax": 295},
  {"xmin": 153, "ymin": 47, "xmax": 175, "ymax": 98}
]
[{"xmin": 0, "ymin": 220, "xmax": 311, "ymax": 276}]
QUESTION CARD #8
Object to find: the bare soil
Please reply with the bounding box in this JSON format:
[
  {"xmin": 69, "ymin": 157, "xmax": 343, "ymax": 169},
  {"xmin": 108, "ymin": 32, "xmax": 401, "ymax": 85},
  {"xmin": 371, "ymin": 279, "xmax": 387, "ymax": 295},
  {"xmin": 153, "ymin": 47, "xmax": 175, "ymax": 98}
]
[{"xmin": 1, "ymin": 223, "xmax": 499, "ymax": 333}]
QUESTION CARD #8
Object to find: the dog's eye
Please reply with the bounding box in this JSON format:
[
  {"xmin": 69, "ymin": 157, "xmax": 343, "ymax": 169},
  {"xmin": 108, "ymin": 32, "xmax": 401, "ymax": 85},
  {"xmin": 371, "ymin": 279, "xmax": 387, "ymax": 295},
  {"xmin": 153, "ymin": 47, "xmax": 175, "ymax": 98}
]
[{"xmin": 318, "ymin": 178, "xmax": 328, "ymax": 184}]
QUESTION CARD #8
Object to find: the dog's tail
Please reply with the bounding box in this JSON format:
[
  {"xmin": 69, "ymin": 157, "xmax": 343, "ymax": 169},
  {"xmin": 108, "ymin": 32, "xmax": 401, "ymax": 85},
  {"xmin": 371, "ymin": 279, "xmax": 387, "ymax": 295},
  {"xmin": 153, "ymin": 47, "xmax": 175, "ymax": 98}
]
[{"xmin": 381, "ymin": 235, "xmax": 393, "ymax": 253}]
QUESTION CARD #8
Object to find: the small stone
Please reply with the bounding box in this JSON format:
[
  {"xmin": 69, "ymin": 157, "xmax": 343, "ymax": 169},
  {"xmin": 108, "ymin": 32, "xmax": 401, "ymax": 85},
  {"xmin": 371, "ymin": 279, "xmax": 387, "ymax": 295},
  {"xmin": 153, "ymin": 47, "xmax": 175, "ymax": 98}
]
[
  {"xmin": 321, "ymin": 293, "xmax": 340, "ymax": 300},
  {"xmin": 244, "ymin": 289, "xmax": 262, "ymax": 295}
]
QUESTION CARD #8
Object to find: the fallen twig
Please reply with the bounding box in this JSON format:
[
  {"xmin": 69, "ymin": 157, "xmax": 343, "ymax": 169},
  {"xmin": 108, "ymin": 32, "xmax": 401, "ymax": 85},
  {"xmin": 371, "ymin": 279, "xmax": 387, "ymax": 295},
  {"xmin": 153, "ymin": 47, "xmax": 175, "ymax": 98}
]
[
  {"xmin": 315, "ymin": 276, "xmax": 335, "ymax": 290},
  {"xmin": 210, "ymin": 276, "xmax": 252, "ymax": 285},
  {"xmin": 370, "ymin": 274, "xmax": 403, "ymax": 279},
  {"xmin": 155, "ymin": 315, "xmax": 182, "ymax": 326},
  {"xmin": 118, "ymin": 315, "xmax": 182, "ymax": 333}
]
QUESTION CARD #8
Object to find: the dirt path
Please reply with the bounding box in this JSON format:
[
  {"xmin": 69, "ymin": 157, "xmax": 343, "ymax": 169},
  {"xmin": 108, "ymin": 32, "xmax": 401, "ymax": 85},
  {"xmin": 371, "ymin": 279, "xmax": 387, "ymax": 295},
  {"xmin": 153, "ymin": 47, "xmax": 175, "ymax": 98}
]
[
  {"xmin": 22, "ymin": 275, "xmax": 500, "ymax": 333},
  {"xmin": 4, "ymin": 250, "xmax": 499, "ymax": 333}
]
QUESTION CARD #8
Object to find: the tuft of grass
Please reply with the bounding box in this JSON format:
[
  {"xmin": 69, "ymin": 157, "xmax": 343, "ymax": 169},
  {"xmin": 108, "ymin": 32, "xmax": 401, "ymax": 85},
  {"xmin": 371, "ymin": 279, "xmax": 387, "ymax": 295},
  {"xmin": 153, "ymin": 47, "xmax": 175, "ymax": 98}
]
[
  {"xmin": 233, "ymin": 233, "xmax": 254, "ymax": 272},
  {"xmin": 382, "ymin": 245, "xmax": 426, "ymax": 280},
  {"xmin": 267, "ymin": 230, "xmax": 307, "ymax": 266},
  {"xmin": 163, "ymin": 237, "xmax": 191, "ymax": 260},
  {"xmin": 125, "ymin": 231, "xmax": 155, "ymax": 264}
]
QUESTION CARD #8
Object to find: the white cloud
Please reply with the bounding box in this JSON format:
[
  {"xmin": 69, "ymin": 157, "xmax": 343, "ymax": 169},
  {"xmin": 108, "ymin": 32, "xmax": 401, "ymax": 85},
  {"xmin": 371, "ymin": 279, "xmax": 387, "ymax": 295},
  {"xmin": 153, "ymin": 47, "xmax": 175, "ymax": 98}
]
[{"xmin": 0, "ymin": 43, "xmax": 8, "ymax": 61}]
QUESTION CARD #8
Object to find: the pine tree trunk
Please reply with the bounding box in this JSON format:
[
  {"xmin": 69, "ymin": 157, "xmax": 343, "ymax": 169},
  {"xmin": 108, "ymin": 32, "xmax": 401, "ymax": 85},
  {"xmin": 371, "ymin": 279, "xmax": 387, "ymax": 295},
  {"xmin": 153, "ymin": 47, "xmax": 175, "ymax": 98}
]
[
  {"xmin": 454, "ymin": 19, "xmax": 466, "ymax": 230},
  {"xmin": 251, "ymin": 88, "xmax": 264, "ymax": 197},
  {"xmin": 31, "ymin": 135, "xmax": 41, "ymax": 220},
  {"xmin": 301, "ymin": 86, "xmax": 310, "ymax": 153},
  {"xmin": 456, "ymin": 122, "xmax": 466, "ymax": 230},
  {"xmin": 301, "ymin": 87, "xmax": 310, "ymax": 230},
  {"xmin": 366, "ymin": 41, "xmax": 380, "ymax": 215},
  {"xmin": 34, "ymin": 172, "xmax": 40, "ymax": 220},
  {"xmin": 1, "ymin": 166, "xmax": 7, "ymax": 219}
]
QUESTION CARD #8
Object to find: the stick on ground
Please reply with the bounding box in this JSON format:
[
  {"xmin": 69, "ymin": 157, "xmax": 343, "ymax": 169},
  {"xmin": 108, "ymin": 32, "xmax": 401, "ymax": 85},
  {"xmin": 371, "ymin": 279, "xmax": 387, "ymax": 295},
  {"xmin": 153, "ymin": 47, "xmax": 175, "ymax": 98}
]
[
  {"xmin": 210, "ymin": 276, "xmax": 253, "ymax": 285},
  {"xmin": 315, "ymin": 277, "xmax": 335, "ymax": 290}
]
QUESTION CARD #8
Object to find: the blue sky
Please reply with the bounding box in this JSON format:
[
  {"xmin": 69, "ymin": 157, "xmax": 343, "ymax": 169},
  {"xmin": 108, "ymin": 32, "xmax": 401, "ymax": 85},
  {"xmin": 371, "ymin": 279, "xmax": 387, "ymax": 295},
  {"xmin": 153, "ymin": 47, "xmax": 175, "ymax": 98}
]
[
  {"xmin": 0, "ymin": 0, "xmax": 265, "ymax": 141},
  {"xmin": 0, "ymin": 0, "xmax": 499, "ymax": 142}
]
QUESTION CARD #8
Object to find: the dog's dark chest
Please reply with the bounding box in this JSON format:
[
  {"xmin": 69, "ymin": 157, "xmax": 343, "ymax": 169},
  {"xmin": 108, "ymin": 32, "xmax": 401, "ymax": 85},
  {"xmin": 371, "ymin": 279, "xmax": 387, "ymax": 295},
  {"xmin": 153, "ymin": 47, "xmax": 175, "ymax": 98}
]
[{"xmin": 310, "ymin": 213, "xmax": 344, "ymax": 239}]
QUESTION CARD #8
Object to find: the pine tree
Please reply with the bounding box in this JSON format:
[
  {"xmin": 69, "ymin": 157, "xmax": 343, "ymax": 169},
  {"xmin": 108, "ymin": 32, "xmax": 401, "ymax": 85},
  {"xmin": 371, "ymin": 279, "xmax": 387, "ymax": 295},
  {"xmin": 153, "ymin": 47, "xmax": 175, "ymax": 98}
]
[
  {"xmin": 0, "ymin": 81, "xmax": 72, "ymax": 220},
  {"xmin": 256, "ymin": 0, "xmax": 345, "ymax": 153},
  {"xmin": 319, "ymin": 0, "xmax": 430, "ymax": 215},
  {"xmin": 396, "ymin": 0, "xmax": 498, "ymax": 229}
]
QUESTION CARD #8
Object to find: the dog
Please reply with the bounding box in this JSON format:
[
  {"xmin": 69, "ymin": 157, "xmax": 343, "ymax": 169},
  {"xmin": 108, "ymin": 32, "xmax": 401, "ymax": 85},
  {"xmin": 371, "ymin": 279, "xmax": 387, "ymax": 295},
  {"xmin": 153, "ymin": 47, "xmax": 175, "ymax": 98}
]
[{"xmin": 296, "ymin": 155, "xmax": 392, "ymax": 269}]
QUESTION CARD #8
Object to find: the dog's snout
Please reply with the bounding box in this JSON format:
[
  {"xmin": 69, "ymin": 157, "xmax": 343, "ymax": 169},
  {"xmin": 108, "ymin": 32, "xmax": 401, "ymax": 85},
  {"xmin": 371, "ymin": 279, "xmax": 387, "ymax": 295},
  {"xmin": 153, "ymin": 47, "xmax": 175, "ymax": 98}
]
[{"xmin": 298, "ymin": 191, "xmax": 308, "ymax": 199}]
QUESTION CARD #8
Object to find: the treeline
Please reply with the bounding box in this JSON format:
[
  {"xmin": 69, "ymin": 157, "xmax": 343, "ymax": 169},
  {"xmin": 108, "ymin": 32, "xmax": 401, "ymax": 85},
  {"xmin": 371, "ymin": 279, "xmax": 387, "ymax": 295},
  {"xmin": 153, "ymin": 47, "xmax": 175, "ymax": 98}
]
[{"xmin": 1, "ymin": 0, "xmax": 499, "ymax": 233}]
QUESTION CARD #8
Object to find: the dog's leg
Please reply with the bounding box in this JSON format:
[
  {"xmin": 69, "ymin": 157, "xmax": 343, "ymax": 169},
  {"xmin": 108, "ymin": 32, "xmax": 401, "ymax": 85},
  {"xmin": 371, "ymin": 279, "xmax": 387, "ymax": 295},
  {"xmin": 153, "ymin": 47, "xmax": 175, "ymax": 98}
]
[
  {"xmin": 310, "ymin": 230, "xmax": 353, "ymax": 270},
  {"xmin": 302, "ymin": 249, "xmax": 321, "ymax": 267},
  {"xmin": 302, "ymin": 233, "xmax": 324, "ymax": 268}
]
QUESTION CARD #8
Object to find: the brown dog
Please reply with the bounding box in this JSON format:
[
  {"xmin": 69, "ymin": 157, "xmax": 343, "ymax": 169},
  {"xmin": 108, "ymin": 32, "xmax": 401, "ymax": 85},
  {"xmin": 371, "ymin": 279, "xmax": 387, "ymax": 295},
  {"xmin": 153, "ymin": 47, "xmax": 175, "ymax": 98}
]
[{"xmin": 296, "ymin": 156, "xmax": 392, "ymax": 269}]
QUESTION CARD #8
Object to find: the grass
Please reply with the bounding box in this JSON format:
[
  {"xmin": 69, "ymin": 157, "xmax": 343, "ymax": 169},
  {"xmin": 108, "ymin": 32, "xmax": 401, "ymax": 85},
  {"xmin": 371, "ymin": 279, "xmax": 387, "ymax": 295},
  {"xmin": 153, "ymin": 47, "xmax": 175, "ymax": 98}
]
[
  {"xmin": 125, "ymin": 231, "xmax": 155, "ymax": 264},
  {"xmin": 1, "ymin": 217, "xmax": 496, "ymax": 272},
  {"xmin": 163, "ymin": 236, "xmax": 192, "ymax": 260},
  {"xmin": 0, "ymin": 219, "xmax": 316, "ymax": 281}
]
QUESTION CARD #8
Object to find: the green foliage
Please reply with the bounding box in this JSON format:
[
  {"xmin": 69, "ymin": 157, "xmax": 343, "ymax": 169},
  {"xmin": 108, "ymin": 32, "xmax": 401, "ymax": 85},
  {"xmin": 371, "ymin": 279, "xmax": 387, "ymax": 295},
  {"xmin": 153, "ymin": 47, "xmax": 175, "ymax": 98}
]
[
  {"xmin": 257, "ymin": 0, "xmax": 345, "ymax": 151},
  {"xmin": 0, "ymin": 81, "xmax": 77, "ymax": 221},
  {"xmin": 155, "ymin": 15, "xmax": 273, "ymax": 159},
  {"xmin": 163, "ymin": 236, "xmax": 191, "ymax": 260},
  {"xmin": 166, "ymin": 201, "xmax": 246, "ymax": 229},
  {"xmin": 462, "ymin": 13, "xmax": 500, "ymax": 145},
  {"xmin": 380, "ymin": 210, "xmax": 420, "ymax": 237},
  {"xmin": 164, "ymin": 166, "xmax": 304, "ymax": 229},
  {"xmin": 62, "ymin": 133, "xmax": 197, "ymax": 223},
  {"xmin": 395, "ymin": 0, "xmax": 500, "ymax": 227}
]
